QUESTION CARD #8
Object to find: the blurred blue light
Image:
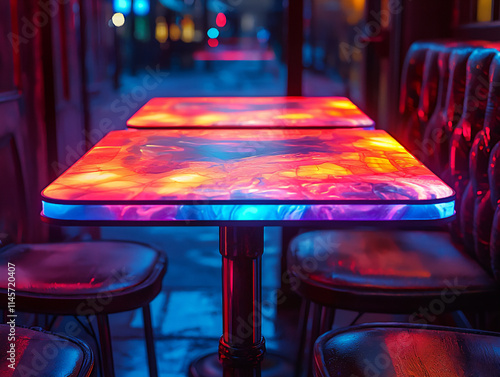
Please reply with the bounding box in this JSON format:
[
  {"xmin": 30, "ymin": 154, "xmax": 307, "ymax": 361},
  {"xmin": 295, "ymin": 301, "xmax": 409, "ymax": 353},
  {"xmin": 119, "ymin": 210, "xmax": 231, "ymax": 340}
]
[
  {"xmin": 114, "ymin": 0, "xmax": 149, "ymax": 16},
  {"xmin": 207, "ymin": 28, "xmax": 219, "ymax": 39},
  {"xmin": 114, "ymin": 0, "xmax": 131, "ymax": 15},
  {"xmin": 257, "ymin": 28, "xmax": 270, "ymax": 43},
  {"xmin": 134, "ymin": 0, "xmax": 150, "ymax": 16}
]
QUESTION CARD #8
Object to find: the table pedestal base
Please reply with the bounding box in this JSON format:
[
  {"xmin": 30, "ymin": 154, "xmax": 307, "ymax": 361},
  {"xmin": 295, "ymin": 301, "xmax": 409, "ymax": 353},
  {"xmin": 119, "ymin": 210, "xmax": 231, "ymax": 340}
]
[{"xmin": 188, "ymin": 352, "xmax": 293, "ymax": 377}]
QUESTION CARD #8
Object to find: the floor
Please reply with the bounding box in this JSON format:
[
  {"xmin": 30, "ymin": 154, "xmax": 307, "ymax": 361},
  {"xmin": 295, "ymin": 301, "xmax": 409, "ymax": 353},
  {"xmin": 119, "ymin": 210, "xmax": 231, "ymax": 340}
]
[
  {"xmin": 102, "ymin": 226, "xmax": 286, "ymax": 377},
  {"xmin": 61, "ymin": 226, "xmax": 402, "ymax": 377}
]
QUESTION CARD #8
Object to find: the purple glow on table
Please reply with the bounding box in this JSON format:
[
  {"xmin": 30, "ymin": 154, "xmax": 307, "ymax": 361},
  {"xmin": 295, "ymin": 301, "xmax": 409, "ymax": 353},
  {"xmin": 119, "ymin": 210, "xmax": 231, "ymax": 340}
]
[
  {"xmin": 41, "ymin": 129, "xmax": 455, "ymax": 224},
  {"xmin": 42, "ymin": 202, "xmax": 454, "ymax": 223}
]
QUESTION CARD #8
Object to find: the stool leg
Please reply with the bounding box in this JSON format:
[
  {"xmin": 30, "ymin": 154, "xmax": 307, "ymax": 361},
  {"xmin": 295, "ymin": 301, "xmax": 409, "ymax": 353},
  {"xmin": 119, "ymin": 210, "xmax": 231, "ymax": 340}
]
[
  {"xmin": 143, "ymin": 305, "xmax": 159, "ymax": 377},
  {"xmin": 306, "ymin": 304, "xmax": 322, "ymax": 377},
  {"xmin": 96, "ymin": 314, "xmax": 115, "ymax": 377},
  {"xmin": 319, "ymin": 307, "xmax": 336, "ymax": 334},
  {"xmin": 295, "ymin": 299, "xmax": 311, "ymax": 377}
]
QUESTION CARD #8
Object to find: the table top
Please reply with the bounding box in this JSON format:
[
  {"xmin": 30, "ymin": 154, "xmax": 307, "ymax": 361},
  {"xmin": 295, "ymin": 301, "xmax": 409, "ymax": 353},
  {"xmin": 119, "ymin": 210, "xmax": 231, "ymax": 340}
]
[
  {"xmin": 41, "ymin": 129, "xmax": 455, "ymax": 226},
  {"xmin": 126, "ymin": 97, "xmax": 375, "ymax": 129}
]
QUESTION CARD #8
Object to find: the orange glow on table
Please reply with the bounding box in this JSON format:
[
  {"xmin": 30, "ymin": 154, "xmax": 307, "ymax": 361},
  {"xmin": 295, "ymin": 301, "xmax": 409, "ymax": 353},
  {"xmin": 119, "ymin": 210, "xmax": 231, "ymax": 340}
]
[
  {"xmin": 41, "ymin": 129, "xmax": 455, "ymax": 224},
  {"xmin": 126, "ymin": 97, "xmax": 375, "ymax": 129}
]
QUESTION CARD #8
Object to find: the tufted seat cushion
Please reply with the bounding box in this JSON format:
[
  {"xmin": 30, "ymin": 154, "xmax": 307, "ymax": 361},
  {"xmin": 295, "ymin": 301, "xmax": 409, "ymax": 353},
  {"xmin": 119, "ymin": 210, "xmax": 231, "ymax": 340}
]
[
  {"xmin": 0, "ymin": 241, "xmax": 161, "ymax": 295},
  {"xmin": 314, "ymin": 323, "xmax": 500, "ymax": 377},
  {"xmin": 289, "ymin": 230, "xmax": 495, "ymax": 292},
  {"xmin": 0, "ymin": 325, "xmax": 93, "ymax": 377}
]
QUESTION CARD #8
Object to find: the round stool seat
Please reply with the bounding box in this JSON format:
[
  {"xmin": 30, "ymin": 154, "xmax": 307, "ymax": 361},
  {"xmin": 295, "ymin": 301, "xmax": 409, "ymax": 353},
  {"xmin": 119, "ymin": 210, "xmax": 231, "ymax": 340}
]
[
  {"xmin": 0, "ymin": 241, "xmax": 167, "ymax": 314},
  {"xmin": 314, "ymin": 323, "xmax": 500, "ymax": 377},
  {"xmin": 288, "ymin": 230, "xmax": 498, "ymax": 312},
  {"xmin": 0, "ymin": 325, "xmax": 93, "ymax": 377}
]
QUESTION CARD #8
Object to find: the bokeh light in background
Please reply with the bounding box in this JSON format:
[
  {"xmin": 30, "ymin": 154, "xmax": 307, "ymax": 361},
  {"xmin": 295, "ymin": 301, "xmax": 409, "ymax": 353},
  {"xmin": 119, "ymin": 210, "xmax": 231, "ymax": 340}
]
[
  {"xmin": 135, "ymin": 18, "xmax": 150, "ymax": 41},
  {"xmin": 114, "ymin": 0, "xmax": 150, "ymax": 16},
  {"xmin": 216, "ymin": 13, "xmax": 227, "ymax": 28},
  {"xmin": 181, "ymin": 16, "xmax": 195, "ymax": 43},
  {"xmin": 170, "ymin": 24, "xmax": 181, "ymax": 41},
  {"xmin": 111, "ymin": 13, "xmax": 126, "ymax": 27},
  {"xmin": 113, "ymin": 0, "xmax": 131, "ymax": 15},
  {"xmin": 208, "ymin": 38, "xmax": 219, "ymax": 48},
  {"xmin": 207, "ymin": 27, "xmax": 220, "ymax": 39},
  {"xmin": 133, "ymin": 0, "xmax": 150, "ymax": 16},
  {"xmin": 155, "ymin": 17, "xmax": 168, "ymax": 43},
  {"xmin": 477, "ymin": 0, "xmax": 493, "ymax": 21},
  {"xmin": 257, "ymin": 28, "xmax": 270, "ymax": 43},
  {"xmin": 341, "ymin": 0, "xmax": 365, "ymax": 25},
  {"xmin": 241, "ymin": 14, "xmax": 255, "ymax": 32}
]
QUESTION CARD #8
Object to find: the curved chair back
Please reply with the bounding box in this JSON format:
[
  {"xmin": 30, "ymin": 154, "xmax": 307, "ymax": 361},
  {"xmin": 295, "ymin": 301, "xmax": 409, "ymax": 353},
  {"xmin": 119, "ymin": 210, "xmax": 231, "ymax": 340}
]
[
  {"xmin": 488, "ymin": 144, "xmax": 500, "ymax": 280},
  {"xmin": 459, "ymin": 55, "xmax": 500, "ymax": 267},
  {"xmin": 399, "ymin": 42, "xmax": 500, "ymax": 276},
  {"xmin": 448, "ymin": 49, "xmax": 498, "ymax": 241},
  {"xmin": 423, "ymin": 47, "xmax": 475, "ymax": 175},
  {"xmin": 416, "ymin": 48, "xmax": 441, "ymax": 136},
  {"xmin": 399, "ymin": 42, "xmax": 438, "ymax": 150}
]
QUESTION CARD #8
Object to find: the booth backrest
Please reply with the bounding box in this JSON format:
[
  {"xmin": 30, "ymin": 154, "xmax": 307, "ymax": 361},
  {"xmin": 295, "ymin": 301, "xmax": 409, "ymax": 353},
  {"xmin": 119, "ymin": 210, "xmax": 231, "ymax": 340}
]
[
  {"xmin": 399, "ymin": 42, "xmax": 438, "ymax": 151},
  {"xmin": 450, "ymin": 49, "xmax": 497, "ymax": 242},
  {"xmin": 399, "ymin": 42, "xmax": 500, "ymax": 277},
  {"xmin": 489, "ymin": 144, "xmax": 500, "ymax": 279},
  {"xmin": 423, "ymin": 47, "xmax": 475, "ymax": 175}
]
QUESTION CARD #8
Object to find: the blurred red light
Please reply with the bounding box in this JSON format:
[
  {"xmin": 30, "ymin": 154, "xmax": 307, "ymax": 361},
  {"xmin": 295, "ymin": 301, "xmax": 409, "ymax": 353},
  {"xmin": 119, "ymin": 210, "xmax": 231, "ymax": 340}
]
[
  {"xmin": 216, "ymin": 13, "xmax": 226, "ymax": 27},
  {"xmin": 208, "ymin": 38, "xmax": 219, "ymax": 47}
]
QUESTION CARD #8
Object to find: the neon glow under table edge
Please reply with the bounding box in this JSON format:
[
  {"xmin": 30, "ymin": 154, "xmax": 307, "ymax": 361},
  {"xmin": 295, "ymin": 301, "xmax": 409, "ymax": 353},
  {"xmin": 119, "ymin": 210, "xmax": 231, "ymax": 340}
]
[{"xmin": 41, "ymin": 128, "xmax": 456, "ymax": 376}]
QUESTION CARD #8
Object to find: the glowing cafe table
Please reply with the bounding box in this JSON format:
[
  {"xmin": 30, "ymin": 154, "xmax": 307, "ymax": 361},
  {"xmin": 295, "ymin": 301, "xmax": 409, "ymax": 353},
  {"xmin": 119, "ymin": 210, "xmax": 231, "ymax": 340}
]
[
  {"xmin": 41, "ymin": 129, "xmax": 455, "ymax": 376},
  {"xmin": 126, "ymin": 97, "xmax": 375, "ymax": 129}
]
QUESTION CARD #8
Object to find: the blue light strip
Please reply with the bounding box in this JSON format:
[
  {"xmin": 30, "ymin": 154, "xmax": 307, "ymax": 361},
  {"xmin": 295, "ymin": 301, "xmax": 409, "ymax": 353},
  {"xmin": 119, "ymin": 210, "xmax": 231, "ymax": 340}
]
[{"xmin": 42, "ymin": 200, "xmax": 455, "ymax": 223}]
